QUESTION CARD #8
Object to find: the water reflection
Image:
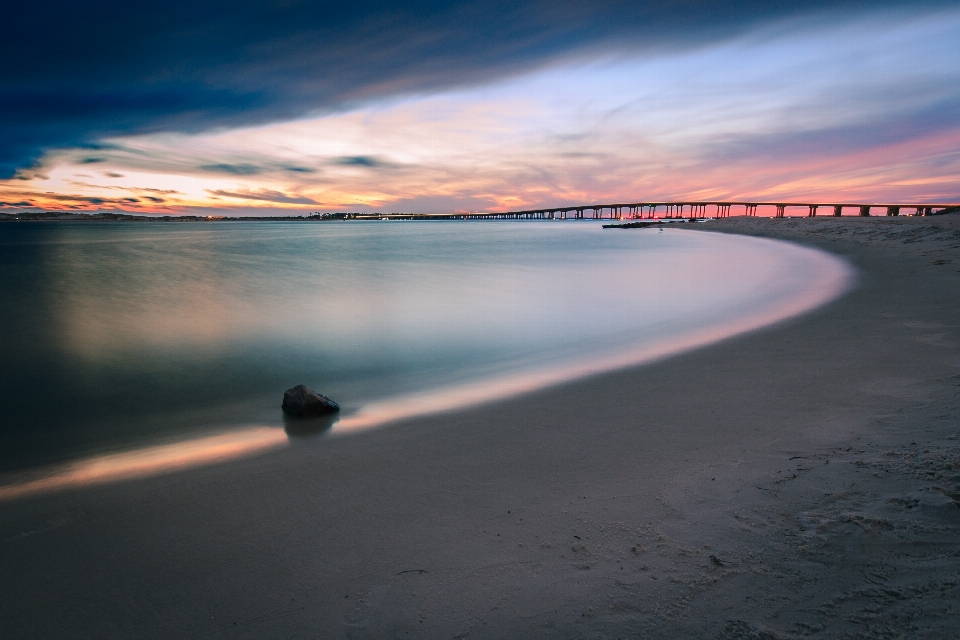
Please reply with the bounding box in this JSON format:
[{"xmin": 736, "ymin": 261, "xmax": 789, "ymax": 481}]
[
  {"xmin": 283, "ymin": 413, "xmax": 339, "ymax": 438},
  {"xmin": 0, "ymin": 224, "xmax": 853, "ymax": 501},
  {"xmin": 0, "ymin": 221, "xmax": 854, "ymax": 481},
  {"xmin": 0, "ymin": 427, "xmax": 286, "ymax": 501}
]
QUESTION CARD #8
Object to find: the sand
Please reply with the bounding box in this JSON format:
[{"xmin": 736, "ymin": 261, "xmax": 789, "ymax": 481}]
[{"xmin": 2, "ymin": 215, "xmax": 959, "ymax": 639}]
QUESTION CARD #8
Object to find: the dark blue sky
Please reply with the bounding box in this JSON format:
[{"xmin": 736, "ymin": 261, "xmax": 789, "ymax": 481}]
[{"xmin": 1, "ymin": 0, "xmax": 942, "ymax": 179}]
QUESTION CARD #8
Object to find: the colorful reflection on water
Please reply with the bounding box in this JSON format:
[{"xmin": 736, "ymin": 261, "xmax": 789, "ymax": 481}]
[{"xmin": 0, "ymin": 221, "xmax": 852, "ymax": 497}]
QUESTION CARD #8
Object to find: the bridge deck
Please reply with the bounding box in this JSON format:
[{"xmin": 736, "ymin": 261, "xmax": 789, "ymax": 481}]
[{"xmin": 350, "ymin": 202, "xmax": 959, "ymax": 221}]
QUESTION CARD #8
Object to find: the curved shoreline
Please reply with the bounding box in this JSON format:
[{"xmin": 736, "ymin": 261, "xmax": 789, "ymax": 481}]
[
  {"xmin": 0, "ymin": 232, "xmax": 853, "ymax": 500},
  {"xmin": 331, "ymin": 234, "xmax": 852, "ymax": 435}
]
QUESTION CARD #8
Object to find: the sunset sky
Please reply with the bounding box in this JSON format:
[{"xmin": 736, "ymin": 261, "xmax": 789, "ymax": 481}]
[{"xmin": 2, "ymin": 1, "xmax": 959, "ymax": 214}]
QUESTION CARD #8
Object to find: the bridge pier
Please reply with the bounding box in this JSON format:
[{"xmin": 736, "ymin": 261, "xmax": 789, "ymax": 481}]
[
  {"xmin": 833, "ymin": 205, "xmax": 843, "ymax": 216},
  {"xmin": 886, "ymin": 206, "xmax": 900, "ymax": 216},
  {"xmin": 859, "ymin": 205, "xmax": 871, "ymax": 217},
  {"xmin": 808, "ymin": 205, "xmax": 818, "ymax": 217},
  {"xmin": 775, "ymin": 204, "xmax": 786, "ymax": 218},
  {"xmin": 745, "ymin": 204, "xmax": 757, "ymax": 216}
]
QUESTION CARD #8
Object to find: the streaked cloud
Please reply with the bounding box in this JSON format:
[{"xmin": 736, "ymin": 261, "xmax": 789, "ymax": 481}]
[
  {"xmin": 3, "ymin": 6, "xmax": 959, "ymax": 212},
  {"xmin": 198, "ymin": 163, "xmax": 264, "ymax": 176},
  {"xmin": 3, "ymin": 0, "xmax": 945, "ymax": 179},
  {"xmin": 206, "ymin": 188, "xmax": 318, "ymax": 205},
  {"xmin": 334, "ymin": 156, "xmax": 390, "ymax": 168}
]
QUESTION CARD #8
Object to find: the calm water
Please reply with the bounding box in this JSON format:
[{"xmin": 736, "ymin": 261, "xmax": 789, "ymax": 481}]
[{"xmin": 0, "ymin": 221, "xmax": 851, "ymax": 479}]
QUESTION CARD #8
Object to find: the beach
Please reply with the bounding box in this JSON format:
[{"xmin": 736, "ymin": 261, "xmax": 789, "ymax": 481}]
[{"xmin": 2, "ymin": 215, "xmax": 959, "ymax": 638}]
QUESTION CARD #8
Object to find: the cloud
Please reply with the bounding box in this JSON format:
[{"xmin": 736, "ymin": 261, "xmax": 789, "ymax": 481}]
[
  {"xmin": 7, "ymin": 7, "xmax": 959, "ymax": 212},
  {"xmin": 206, "ymin": 188, "xmax": 318, "ymax": 205},
  {"xmin": 135, "ymin": 187, "xmax": 181, "ymax": 195},
  {"xmin": 34, "ymin": 193, "xmax": 136, "ymax": 206},
  {"xmin": 198, "ymin": 163, "xmax": 263, "ymax": 175},
  {"xmin": 334, "ymin": 156, "xmax": 387, "ymax": 168},
  {"xmin": 1, "ymin": 0, "xmax": 942, "ymax": 178}
]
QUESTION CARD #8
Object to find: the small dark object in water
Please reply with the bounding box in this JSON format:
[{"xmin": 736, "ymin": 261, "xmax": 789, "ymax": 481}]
[
  {"xmin": 282, "ymin": 384, "xmax": 340, "ymax": 417},
  {"xmin": 601, "ymin": 221, "xmax": 660, "ymax": 229}
]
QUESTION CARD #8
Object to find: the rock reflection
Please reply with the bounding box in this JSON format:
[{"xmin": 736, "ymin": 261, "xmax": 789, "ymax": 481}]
[{"xmin": 283, "ymin": 413, "xmax": 338, "ymax": 438}]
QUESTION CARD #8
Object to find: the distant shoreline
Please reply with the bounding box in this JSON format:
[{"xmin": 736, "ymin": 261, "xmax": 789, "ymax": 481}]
[{"xmin": 0, "ymin": 211, "xmax": 355, "ymax": 222}]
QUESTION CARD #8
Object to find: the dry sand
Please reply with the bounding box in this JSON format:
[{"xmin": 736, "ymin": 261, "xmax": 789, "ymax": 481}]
[{"xmin": 2, "ymin": 215, "xmax": 960, "ymax": 639}]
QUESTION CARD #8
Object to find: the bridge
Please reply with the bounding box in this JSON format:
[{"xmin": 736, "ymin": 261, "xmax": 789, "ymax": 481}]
[{"xmin": 352, "ymin": 201, "xmax": 959, "ymax": 221}]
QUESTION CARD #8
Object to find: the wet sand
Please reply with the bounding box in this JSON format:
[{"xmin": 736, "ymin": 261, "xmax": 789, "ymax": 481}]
[{"xmin": 2, "ymin": 215, "xmax": 959, "ymax": 639}]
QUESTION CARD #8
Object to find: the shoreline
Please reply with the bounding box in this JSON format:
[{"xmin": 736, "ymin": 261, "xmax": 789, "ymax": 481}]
[
  {"xmin": 1, "ymin": 215, "xmax": 959, "ymax": 638},
  {"xmin": 0, "ymin": 230, "xmax": 851, "ymax": 500}
]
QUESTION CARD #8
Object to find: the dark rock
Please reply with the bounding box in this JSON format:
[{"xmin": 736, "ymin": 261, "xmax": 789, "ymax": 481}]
[{"xmin": 282, "ymin": 384, "xmax": 340, "ymax": 418}]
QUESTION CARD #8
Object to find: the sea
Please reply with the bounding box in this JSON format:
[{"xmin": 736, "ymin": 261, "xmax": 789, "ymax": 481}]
[{"xmin": 0, "ymin": 220, "xmax": 852, "ymax": 493}]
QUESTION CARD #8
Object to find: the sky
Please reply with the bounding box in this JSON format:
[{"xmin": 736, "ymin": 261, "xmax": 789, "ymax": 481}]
[{"xmin": 2, "ymin": 0, "xmax": 959, "ymax": 215}]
